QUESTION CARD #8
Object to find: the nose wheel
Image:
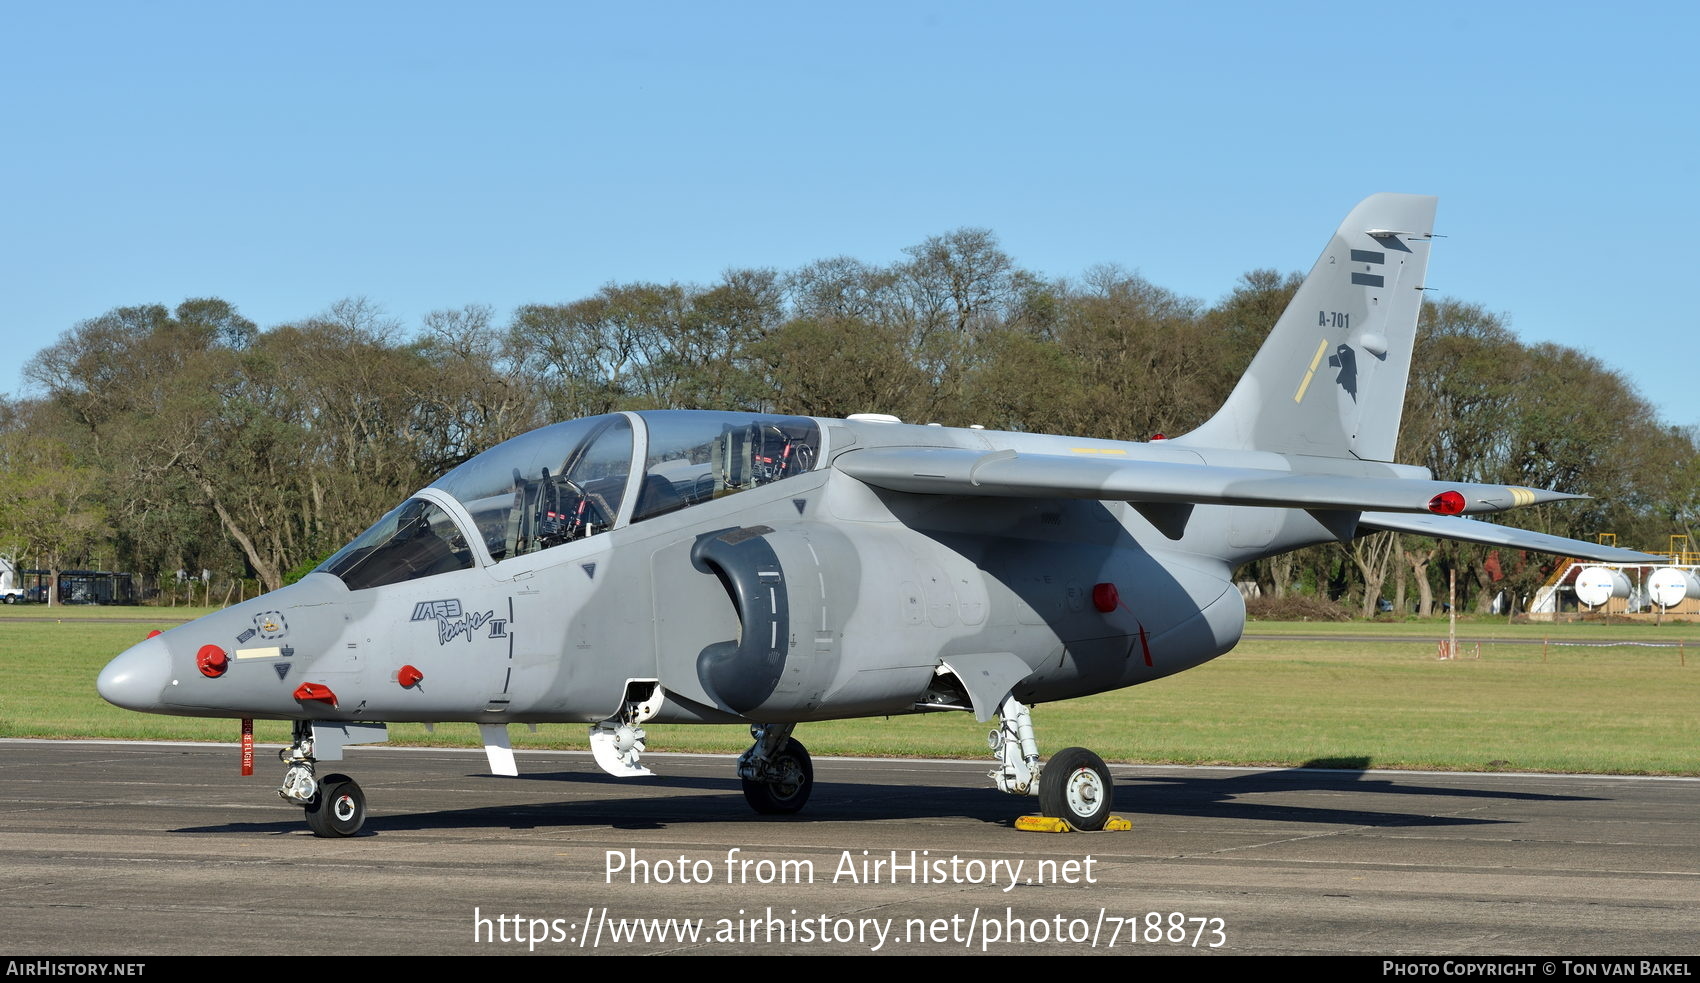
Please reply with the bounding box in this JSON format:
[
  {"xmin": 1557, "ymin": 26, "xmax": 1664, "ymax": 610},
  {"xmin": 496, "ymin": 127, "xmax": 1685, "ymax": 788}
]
[{"xmin": 304, "ymin": 773, "xmax": 367, "ymax": 837}]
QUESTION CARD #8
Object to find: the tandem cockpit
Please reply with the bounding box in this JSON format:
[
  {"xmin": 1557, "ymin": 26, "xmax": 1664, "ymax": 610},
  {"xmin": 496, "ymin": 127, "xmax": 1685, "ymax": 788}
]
[{"xmin": 315, "ymin": 411, "xmax": 824, "ymax": 591}]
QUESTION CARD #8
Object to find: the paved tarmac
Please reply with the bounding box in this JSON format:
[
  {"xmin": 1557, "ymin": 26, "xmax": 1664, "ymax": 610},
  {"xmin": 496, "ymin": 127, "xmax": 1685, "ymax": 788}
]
[{"xmin": 1, "ymin": 739, "xmax": 1695, "ymax": 956}]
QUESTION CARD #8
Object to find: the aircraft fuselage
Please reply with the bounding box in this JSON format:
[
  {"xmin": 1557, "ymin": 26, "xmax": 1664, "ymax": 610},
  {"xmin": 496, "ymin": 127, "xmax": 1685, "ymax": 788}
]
[{"xmin": 101, "ymin": 416, "xmax": 1302, "ymax": 731}]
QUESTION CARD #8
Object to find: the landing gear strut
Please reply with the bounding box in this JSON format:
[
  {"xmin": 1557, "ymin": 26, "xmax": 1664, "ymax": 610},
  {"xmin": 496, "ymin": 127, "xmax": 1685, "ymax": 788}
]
[
  {"xmin": 738, "ymin": 723, "xmax": 813, "ymax": 815},
  {"xmin": 989, "ymin": 695, "xmax": 1114, "ymax": 830},
  {"xmin": 278, "ymin": 721, "xmax": 367, "ymax": 837}
]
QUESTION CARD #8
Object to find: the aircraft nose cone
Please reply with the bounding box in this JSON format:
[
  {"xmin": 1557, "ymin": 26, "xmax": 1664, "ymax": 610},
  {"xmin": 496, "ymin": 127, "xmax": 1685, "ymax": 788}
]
[{"xmin": 97, "ymin": 636, "xmax": 172, "ymax": 711}]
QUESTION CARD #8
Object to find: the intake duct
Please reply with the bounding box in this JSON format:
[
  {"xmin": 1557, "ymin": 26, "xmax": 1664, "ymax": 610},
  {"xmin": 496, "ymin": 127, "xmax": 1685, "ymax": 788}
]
[{"xmin": 690, "ymin": 526, "xmax": 789, "ymax": 714}]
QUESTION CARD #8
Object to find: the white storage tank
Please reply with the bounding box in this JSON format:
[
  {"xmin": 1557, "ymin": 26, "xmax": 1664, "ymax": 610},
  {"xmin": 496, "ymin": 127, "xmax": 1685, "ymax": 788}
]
[
  {"xmin": 1574, "ymin": 566, "xmax": 1632, "ymax": 608},
  {"xmin": 1648, "ymin": 567, "xmax": 1700, "ymax": 609}
]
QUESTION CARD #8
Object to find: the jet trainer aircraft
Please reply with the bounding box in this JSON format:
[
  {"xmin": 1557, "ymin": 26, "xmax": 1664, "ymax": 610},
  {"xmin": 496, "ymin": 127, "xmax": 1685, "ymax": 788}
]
[{"xmin": 98, "ymin": 194, "xmax": 1656, "ymax": 836}]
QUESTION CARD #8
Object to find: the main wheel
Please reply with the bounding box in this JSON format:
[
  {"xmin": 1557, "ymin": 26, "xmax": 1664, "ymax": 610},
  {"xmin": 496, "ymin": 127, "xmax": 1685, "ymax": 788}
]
[
  {"xmin": 741, "ymin": 739, "xmax": 813, "ymax": 815},
  {"xmin": 1039, "ymin": 747, "xmax": 1113, "ymax": 831},
  {"xmin": 304, "ymin": 773, "xmax": 366, "ymax": 837}
]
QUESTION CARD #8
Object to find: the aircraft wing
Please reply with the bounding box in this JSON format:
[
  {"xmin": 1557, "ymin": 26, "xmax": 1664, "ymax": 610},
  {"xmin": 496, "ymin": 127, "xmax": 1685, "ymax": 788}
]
[
  {"xmin": 1356, "ymin": 511, "xmax": 1665, "ymax": 563},
  {"xmin": 834, "ymin": 447, "xmax": 1583, "ymax": 516}
]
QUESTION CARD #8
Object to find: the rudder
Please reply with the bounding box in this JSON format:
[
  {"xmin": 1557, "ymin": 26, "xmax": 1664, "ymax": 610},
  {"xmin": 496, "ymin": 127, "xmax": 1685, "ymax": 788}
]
[{"xmin": 1177, "ymin": 193, "xmax": 1438, "ymax": 461}]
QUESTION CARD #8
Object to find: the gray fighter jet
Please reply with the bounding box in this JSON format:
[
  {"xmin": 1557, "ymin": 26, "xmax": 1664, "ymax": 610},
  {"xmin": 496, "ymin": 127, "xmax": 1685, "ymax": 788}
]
[{"xmin": 97, "ymin": 194, "xmax": 1655, "ymax": 836}]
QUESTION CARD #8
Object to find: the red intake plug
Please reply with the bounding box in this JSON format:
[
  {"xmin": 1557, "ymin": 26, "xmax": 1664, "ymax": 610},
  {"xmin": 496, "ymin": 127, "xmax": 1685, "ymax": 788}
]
[
  {"xmin": 397, "ymin": 665, "xmax": 424, "ymax": 688},
  {"xmin": 1092, "ymin": 582, "xmax": 1120, "ymax": 613},
  {"xmin": 197, "ymin": 644, "xmax": 229, "ymax": 678}
]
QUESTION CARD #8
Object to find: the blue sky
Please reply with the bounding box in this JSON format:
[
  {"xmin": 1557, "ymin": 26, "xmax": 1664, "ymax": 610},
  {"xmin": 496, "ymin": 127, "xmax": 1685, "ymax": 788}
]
[{"xmin": 3, "ymin": 1, "xmax": 1695, "ymax": 429}]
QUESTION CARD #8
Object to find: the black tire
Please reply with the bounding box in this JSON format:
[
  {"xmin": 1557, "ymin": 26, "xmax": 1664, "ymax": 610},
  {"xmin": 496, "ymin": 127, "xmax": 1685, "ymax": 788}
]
[
  {"xmin": 304, "ymin": 773, "xmax": 366, "ymax": 837},
  {"xmin": 741, "ymin": 739, "xmax": 813, "ymax": 815},
  {"xmin": 1039, "ymin": 747, "xmax": 1113, "ymax": 830}
]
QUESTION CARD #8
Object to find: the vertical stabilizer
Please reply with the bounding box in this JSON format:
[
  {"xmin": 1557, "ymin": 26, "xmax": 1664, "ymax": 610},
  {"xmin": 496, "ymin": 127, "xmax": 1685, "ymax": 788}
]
[{"xmin": 1176, "ymin": 193, "xmax": 1437, "ymax": 461}]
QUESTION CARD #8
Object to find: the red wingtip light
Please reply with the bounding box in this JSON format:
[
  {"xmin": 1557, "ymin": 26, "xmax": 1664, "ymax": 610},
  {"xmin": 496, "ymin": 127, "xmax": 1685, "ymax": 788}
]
[
  {"xmin": 1428, "ymin": 490, "xmax": 1467, "ymax": 515},
  {"xmin": 1092, "ymin": 582, "xmax": 1121, "ymax": 613},
  {"xmin": 397, "ymin": 665, "xmax": 424, "ymax": 688},
  {"xmin": 292, "ymin": 682, "xmax": 338, "ymax": 707},
  {"xmin": 196, "ymin": 644, "xmax": 229, "ymax": 678},
  {"xmin": 146, "ymin": 629, "xmax": 162, "ymax": 639}
]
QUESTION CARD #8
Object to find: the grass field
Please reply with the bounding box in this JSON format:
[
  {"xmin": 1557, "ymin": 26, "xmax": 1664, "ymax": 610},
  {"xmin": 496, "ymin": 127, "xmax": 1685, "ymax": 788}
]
[
  {"xmin": 1245, "ymin": 618, "xmax": 1698, "ymax": 642},
  {"xmin": 3, "ymin": 609, "xmax": 1694, "ymax": 774}
]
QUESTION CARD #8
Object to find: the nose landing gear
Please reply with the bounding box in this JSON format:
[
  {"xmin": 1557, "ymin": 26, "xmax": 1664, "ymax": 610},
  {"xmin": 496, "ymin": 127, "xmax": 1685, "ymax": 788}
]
[{"xmin": 278, "ymin": 721, "xmax": 368, "ymax": 837}]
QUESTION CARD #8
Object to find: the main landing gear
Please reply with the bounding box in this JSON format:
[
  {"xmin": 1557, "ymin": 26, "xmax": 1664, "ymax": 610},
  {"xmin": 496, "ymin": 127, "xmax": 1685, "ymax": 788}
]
[
  {"xmin": 278, "ymin": 721, "xmax": 368, "ymax": 837},
  {"xmin": 738, "ymin": 723, "xmax": 813, "ymax": 815},
  {"xmin": 729, "ymin": 700, "xmax": 1114, "ymax": 831},
  {"xmin": 989, "ymin": 694, "xmax": 1115, "ymax": 830}
]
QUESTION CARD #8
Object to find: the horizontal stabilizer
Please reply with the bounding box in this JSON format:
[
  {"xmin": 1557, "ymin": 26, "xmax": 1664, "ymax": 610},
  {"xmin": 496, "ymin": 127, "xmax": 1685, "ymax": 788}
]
[
  {"xmin": 1358, "ymin": 511, "xmax": 1666, "ymax": 563},
  {"xmin": 836, "ymin": 447, "xmax": 1583, "ymax": 516}
]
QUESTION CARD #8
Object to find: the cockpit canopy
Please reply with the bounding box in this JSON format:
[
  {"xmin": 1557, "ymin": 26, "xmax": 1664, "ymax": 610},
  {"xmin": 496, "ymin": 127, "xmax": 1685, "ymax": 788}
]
[
  {"xmin": 316, "ymin": 411, "xmax": 821, "ymax": 590},
  {"xmin": 432, "ymin": 413, "xmax": 635, "ymax": 562}
]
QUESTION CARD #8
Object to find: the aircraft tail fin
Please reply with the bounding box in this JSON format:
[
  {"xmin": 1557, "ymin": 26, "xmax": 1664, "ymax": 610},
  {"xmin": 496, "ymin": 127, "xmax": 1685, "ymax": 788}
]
[{"xmin": 1176, "ymin": 193, "xmax": 1438, "ymax": 462}]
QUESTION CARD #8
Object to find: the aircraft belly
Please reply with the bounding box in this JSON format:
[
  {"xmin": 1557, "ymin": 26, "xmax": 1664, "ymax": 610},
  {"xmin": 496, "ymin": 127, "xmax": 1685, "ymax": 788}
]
[{"xmin": 792, "ymin": 666, "xmax": 938, "ymax": 721}]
